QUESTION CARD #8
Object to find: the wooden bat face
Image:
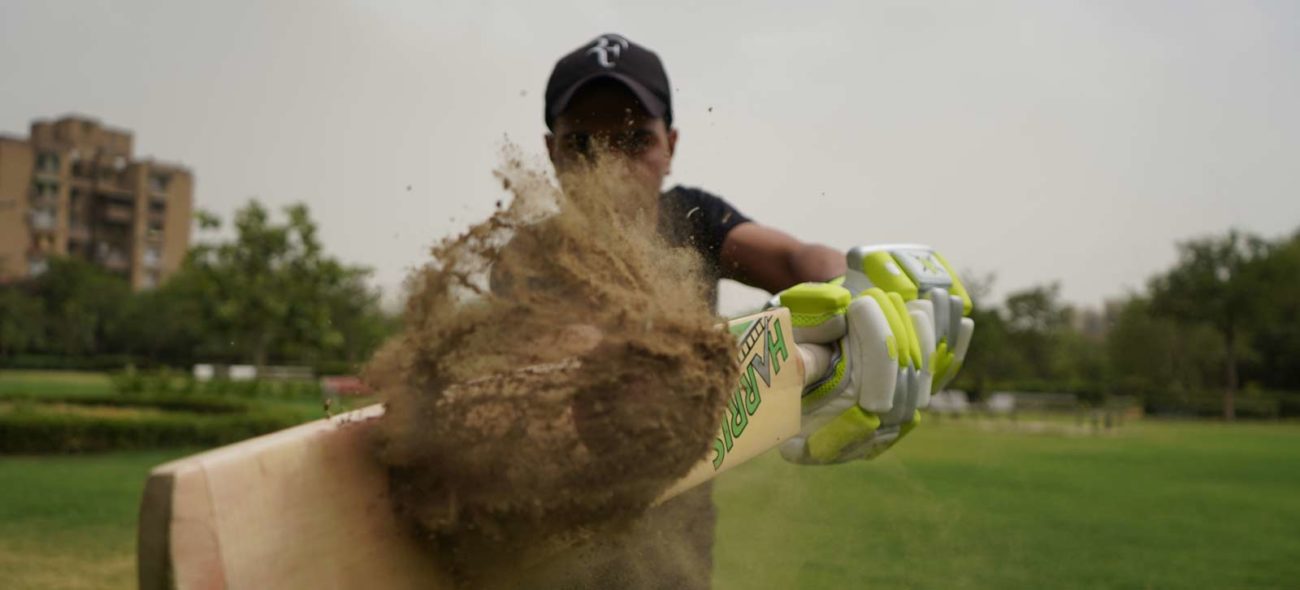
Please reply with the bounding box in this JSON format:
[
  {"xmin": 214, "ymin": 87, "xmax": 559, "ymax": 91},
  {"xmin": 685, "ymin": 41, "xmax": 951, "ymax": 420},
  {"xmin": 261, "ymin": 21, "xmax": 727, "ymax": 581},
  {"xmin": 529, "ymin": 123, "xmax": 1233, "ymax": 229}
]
[{"xmin": 138, "ymin": 308, "xmax": 805, "ymax": 589}]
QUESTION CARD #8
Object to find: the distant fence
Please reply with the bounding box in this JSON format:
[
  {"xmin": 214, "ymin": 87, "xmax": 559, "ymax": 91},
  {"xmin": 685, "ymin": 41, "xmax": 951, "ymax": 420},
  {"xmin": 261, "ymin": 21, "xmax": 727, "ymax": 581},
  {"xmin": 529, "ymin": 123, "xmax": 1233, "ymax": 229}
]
[
  {"xmin": 193, "ymin": 364, "xmax": 315, "ymax": 382},
  {"xmin": 929, "ymin": 390, "xmax": 1142, "ymax": 428}
]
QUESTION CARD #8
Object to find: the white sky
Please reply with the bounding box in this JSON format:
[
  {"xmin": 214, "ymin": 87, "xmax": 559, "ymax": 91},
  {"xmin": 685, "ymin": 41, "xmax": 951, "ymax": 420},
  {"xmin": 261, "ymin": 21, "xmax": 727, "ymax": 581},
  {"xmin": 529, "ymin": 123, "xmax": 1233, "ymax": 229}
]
[{"xmin": 3, "ymin": 0, "xmax": 1298, "ymax": 314}]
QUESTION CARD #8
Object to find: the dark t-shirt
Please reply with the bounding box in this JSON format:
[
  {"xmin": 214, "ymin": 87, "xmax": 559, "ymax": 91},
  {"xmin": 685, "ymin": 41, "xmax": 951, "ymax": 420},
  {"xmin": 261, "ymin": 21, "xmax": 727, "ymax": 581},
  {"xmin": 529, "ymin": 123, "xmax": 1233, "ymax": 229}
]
[
  {"xmin": 658, "ymin": 185, "xmax": 751, "ymax": 306},
  {"xmin": 495, "ymin": 185, "xmax": 749, "ymax": 589}
]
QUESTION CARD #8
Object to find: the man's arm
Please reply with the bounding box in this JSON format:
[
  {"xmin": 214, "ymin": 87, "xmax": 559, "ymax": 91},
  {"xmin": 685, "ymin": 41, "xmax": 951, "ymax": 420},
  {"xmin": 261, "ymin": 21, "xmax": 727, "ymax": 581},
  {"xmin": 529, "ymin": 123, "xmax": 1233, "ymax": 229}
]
[{"xmin": 719, "ymin": 221, "xmax": 846, "ymax": 293}]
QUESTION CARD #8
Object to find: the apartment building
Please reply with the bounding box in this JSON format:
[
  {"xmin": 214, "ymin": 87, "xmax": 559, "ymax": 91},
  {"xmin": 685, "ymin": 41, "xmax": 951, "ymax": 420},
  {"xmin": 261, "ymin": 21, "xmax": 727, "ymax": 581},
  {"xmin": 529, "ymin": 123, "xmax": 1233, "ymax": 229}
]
[{"xmin": 0, "ymin": 115, "xmax": 193, "ymax": 289}]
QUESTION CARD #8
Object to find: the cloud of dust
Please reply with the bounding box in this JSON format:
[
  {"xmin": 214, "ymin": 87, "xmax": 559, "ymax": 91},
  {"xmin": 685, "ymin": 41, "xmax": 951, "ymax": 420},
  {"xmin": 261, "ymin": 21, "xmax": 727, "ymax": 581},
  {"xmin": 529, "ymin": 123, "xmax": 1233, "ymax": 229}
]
[{"xmin": 364, "ymin": 145, "xmax": 739, "ymax": 587}]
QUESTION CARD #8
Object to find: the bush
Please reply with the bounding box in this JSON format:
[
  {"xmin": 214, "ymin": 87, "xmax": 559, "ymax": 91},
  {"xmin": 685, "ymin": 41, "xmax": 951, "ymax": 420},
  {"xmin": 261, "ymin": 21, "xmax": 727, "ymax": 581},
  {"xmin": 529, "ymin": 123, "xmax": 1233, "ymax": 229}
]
[
  {"xmin": 0, "ymin": 393, "xmax": 314, "ymax": 453},
  {"xmin": 0, "ymin": 354, "xmax": 142, "ymax": 372},
  {"xmin": 0, "ymin": 409, "xmax": 304, "ymax": 453},
  {"xmin": 313, "ymin": 359, "xmax": 358, "ymax": 377},
  {"xmin": 1143, "ymin": 388, "xmax": 1282, "ymax": 419},
  {"xmin": 0, "ymin": 392, "xmax": 253, "ymax": 414}
]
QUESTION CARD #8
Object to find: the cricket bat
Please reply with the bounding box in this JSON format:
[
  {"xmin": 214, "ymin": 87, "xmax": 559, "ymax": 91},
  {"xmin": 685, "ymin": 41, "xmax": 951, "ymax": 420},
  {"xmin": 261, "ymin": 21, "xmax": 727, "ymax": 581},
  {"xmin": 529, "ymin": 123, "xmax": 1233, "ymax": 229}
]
[{"xmin": 137, "ymin": 307, "xmax": 825, "ymax": 589}]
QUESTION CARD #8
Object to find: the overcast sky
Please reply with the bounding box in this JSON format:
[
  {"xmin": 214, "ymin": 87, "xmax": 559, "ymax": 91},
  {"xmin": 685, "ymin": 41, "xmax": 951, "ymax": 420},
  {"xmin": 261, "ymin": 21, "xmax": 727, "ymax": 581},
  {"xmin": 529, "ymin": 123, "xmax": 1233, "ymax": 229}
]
[{"xmin": 3, "ymin": 0, "xmax": 1297, "ymax": 314}]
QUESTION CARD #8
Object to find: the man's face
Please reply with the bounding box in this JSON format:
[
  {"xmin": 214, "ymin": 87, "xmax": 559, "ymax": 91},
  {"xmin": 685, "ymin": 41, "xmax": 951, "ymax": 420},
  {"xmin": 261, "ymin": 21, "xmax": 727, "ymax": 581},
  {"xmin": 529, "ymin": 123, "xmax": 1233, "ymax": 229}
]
[{"xmin": 546, "ymin": 81, "xmax": 678, "ymax": 195}]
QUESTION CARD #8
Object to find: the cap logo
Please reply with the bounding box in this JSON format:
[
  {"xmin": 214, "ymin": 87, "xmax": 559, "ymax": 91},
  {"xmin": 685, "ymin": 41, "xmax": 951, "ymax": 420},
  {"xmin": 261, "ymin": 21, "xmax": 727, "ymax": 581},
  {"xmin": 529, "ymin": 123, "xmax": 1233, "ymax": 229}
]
[{"xmin": 586, "ymin": 35, "xmax": 630, "ymax": 68}]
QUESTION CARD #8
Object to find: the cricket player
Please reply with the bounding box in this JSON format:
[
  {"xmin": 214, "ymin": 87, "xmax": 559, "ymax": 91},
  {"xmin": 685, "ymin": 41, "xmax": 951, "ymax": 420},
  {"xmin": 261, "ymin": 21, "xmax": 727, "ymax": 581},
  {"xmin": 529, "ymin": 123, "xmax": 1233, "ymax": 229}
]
[{"xmin": 514, "ymin": 33, "xmax": 973, "ymax": 589}]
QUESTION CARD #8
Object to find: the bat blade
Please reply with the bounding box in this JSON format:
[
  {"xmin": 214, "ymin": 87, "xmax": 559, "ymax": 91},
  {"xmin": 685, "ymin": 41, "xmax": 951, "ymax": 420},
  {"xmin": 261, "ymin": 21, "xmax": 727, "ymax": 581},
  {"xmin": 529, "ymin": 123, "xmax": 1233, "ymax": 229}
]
[
  {"xmin": 137, "ymin": 308, "xmax": 805, "ymax": 588},
  {"xmin": 655, "ymin": 307, "xmax": 805, "ymax": 502}
]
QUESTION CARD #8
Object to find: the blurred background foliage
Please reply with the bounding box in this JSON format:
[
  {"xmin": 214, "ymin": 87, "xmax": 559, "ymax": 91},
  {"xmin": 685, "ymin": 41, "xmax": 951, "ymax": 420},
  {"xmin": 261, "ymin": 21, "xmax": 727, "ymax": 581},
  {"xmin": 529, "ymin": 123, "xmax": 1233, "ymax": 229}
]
[
  {"xmin": 2, "ymin": 206, "xmax": 1298, "ymax": 420},
  {"xmin": 953, "ymin": 227, "xmax": 1300, "ymax": 419},
  {"xmin": 0, "ymin": 200, "xmax": 398, "ymax": 375}
]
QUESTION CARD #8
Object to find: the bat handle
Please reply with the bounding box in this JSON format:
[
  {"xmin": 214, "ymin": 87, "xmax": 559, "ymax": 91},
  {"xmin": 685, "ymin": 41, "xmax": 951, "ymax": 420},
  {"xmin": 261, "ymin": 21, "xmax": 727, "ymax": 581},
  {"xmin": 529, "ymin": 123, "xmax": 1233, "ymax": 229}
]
[{"xmin": 796, "ymin": 342, "xmax": 835, "ymax": 388}]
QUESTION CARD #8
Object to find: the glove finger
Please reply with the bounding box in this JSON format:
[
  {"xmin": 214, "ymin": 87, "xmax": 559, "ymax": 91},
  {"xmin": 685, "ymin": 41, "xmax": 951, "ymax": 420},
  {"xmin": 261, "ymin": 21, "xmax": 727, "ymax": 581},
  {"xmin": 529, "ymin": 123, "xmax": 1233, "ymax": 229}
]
[
  {"xmin": 905, "ymin": 303, "xmax": 937, "ymax": 409},
  {"xmin": 928, "ymin": 287, "xmax": 950, "ymax": 345},
  {"xmin": 846, "ymin": 295, "xmax": 899, "ymax": 413},
  {"xmin": 949, "ymin": 294, "xmax": 964, "ymax": 348},
  {"xmin": 937, "ymin": 317, "xmax": 976, "ymax": 391},
  {"xmin": 782, "ymin": 395, "xmax": 857, "ymax": 464},
  {"xmin": 887, "ymin": 292, "xmax": 922, "ymax": 370},
  {"xmin": 805, "ymin": 405, "xmax": 883, "ymax": 464},
  {"xmin": 952, "ymin": 317, "xmax": 975, "ymax": 366},
  {"xmin": 905, "ymin": 303, "xmax": 936, "ymax": 371},
  {"xmin": 877, "ymin": 368, "xmax": 915, "ymax": 427}
]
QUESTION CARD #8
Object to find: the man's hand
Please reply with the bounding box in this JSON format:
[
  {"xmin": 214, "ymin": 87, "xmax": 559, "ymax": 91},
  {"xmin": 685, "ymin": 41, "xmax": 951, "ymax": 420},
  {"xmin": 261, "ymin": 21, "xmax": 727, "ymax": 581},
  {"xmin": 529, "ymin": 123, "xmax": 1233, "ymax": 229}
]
[{"xmin": 776, "ymin": 245, "xmax": 974, "ymax": 464}]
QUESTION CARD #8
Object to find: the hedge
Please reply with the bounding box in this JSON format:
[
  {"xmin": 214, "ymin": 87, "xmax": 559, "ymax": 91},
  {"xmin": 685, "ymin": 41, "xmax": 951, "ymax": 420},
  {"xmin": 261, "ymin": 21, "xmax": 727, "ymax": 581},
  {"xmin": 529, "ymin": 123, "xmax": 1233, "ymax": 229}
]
[
  {"xmin": 0, "ymin": 392, "xmax": 253, "ymax": 414},
  {"xmin": 0, "ymin": 354, "xmax": 142, "ymax": 372},
  {"xmin": 0, "ymin": 409, "xmax": 305, "ymax": 453},
  {"xmin": 0, "ymin": 394, "xmax": 313, "ymax": 453}
]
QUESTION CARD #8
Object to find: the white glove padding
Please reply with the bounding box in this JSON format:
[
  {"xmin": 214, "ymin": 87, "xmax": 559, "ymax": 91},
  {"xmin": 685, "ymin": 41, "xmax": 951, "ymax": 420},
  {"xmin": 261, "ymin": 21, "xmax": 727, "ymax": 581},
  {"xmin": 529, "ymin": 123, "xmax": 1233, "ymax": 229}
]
[
  {"xmin": 776, "ymin": 245, "xmax": 974, "ymax": 465},
  {"xmin": 843, "ymin": 245, "xmax": 974, "ymax": 393}
]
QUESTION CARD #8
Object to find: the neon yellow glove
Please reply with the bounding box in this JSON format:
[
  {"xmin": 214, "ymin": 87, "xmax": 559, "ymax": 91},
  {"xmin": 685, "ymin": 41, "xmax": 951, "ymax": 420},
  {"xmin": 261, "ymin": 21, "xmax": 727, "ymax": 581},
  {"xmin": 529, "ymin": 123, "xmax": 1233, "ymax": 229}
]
[{"xmin": 776, "ymin": 245, "xmax": 974, "ymax": 464}]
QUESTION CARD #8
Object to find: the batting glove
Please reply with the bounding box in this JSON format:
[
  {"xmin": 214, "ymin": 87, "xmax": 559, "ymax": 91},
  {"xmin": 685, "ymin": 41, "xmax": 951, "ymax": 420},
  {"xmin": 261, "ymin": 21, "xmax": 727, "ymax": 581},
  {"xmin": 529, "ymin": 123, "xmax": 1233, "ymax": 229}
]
[{"xmin": 776, "ymin": 244, "xmax": 974, "ymax": 464}]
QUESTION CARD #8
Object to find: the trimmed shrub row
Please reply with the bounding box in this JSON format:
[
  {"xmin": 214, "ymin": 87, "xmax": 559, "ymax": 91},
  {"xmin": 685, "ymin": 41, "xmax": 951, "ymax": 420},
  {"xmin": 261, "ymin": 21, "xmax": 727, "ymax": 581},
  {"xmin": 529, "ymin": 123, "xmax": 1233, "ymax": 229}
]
[
  {"xmin": 0, "ymin": 409, "xmax": 304, "ymax": 453},
  {"xmin": 0, "ymin": 354, "xmax": 142, "ymax": 372},
  {"xmin": 0, "ymin": 392, "xmax": 253, "ymax": 414}
]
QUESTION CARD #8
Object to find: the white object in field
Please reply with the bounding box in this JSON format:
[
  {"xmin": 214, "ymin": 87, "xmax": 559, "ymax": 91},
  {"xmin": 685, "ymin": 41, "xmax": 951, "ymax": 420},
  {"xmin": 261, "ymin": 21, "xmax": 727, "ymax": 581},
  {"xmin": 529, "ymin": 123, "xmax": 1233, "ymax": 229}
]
[
  {"xmin": 192, "ymin": 364, "xmax": 214, "ymax": 382},
  {"xmin": 228, "ymin": 365, "xmax": 257, "ymax": 381},
  {"xmin": 929, "ymin": 390, "xmax": 971, "ymax": 415},
  {"xmin": 986, "ymin": 392, "xmax": 1018, "ymax": 414}
]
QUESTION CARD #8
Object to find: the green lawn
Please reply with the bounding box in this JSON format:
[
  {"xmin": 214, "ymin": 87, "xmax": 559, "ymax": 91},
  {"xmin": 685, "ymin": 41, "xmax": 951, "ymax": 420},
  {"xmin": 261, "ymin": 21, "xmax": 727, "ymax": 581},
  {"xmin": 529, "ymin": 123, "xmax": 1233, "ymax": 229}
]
[
  {"xmin": 0, "ymin": 370, "xmax": 113, "ymax": 397},
  {"xmin": 2, "ymin": 420, "xmax": 1298, "ymax": 589},
  {"xmin": 713, "ymin": 419, "xmax": 1300, "ymax": 589},
  {"xmin": 0, "ymin": 449, "xmax": 193, "ymax": 590}
]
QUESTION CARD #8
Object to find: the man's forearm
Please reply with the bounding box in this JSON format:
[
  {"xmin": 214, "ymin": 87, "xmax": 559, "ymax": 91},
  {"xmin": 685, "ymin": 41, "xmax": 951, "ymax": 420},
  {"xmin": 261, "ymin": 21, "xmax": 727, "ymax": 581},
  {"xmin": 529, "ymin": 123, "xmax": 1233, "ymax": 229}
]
[
  {"xmin": 719, "ymin": 222, "xmax": 849, "ymax": 293},
  {"xmin": 787, "ymin": 243, "xmax": 846, "ymax": 285}
]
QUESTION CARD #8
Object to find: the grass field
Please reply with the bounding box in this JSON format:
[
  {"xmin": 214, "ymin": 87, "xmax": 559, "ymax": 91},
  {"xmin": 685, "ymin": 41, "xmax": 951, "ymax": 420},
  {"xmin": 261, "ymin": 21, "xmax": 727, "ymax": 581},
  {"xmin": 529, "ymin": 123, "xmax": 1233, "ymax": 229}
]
[
  {"xmin": 0, "ymin": 449, "xmax": 192, "ymax": 590},
  {"xmin": 0, "ymin": 370, "xmax": 113, "ymax": 397},
  {"xmin": 2, "ymin": 419, "xmax": 1298, "ymax": 589},
  {"xmin": 713, "ymin": 418, "xmax": 1300, "ymax": 589}
]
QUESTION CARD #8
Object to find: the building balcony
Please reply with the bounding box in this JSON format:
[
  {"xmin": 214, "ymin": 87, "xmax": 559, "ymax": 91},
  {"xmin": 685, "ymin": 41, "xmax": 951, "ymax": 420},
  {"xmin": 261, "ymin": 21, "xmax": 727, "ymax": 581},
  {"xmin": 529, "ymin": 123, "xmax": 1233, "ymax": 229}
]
[
  {"xmin": 142, "ymin": 249, "xmax": 161, "ymax": 269},
  {"xmin": 68, "ymin": 224, "xmax": 91, "ymax": 241},
  {"xmin": 28, "ymin": 210, "xmax": 57, "ymax": 232},
  {"xmin": 96, "ymin": 183, "xmax": 133, "ymax": 197},
  {"xmin": 101, "ymin": 204, "xmax": 134, "ymax": 224},
  {"xmin": 98, "ymin": 251, "xmax": 130, "ymax": 271},
  {"xmin": 28, "ymin": 194, "xmax": 57, "ymax": 210}
]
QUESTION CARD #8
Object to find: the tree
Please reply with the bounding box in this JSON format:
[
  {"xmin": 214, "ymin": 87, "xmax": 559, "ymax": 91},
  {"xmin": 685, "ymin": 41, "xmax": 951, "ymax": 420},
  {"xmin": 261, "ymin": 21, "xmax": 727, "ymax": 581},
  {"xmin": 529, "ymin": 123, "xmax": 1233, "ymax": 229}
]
[
  {"xmin": 0, "ymin": 286, "xmax": 45, "ymax": 356},
  {"xmin": 29, "ymin": 257, "xmax": 132, "ymax": 356},
  {"xmin": 1002, "ymin": 283, "xmax": 1074, "ymax": 381},
  {"xmin": 1107, "ymin": 296, "xmax": 1224, "ymax": 412},
  {"xmin": 1242, "ymin": 230, "xmax": 1300, "ymax": 391},
  {"xmin": 179, "ymin": 200, "xmax": 389, "ymax": 368},
  {"xmin": 1149, "ymin": 230, "xmax": 1268, "ymax": 420}
]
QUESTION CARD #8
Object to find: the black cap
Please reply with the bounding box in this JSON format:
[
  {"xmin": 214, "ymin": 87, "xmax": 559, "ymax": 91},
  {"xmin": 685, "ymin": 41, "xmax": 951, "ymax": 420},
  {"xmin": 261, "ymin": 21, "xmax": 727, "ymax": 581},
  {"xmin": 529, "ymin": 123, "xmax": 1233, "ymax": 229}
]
[{"xmin": 544, "ymin": 34, "xmax": 672, "ymax": 130}]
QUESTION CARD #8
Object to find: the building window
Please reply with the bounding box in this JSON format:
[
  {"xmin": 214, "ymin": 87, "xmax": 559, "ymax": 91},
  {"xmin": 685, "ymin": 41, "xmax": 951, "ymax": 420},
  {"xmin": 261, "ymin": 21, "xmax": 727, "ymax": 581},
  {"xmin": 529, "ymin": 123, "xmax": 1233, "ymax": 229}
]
[
  {"xmin": 149, "ymin": 174, "xmax": 171, "ymax": 193},
  {"xmin": 36, "ymin": 153, "xmax": 60, "ymax": 173},
  {"xmin": 28, "ymin": 258, "xmax": 48, "ymax": 277},
  {"xmin": 33, "ymin": 180, "xmax": 59, "ymax": 199}
]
